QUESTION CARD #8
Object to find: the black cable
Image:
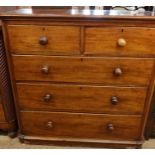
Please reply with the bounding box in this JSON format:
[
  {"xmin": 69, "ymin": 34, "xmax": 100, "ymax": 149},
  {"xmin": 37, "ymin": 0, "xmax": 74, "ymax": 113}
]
[{"xmin": 112, "ymin": 6, "xmax": 154, "ymax": 11}]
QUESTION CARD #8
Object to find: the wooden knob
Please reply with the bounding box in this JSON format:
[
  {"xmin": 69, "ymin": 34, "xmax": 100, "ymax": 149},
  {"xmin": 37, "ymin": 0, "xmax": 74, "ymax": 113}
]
[
  {"xmin": 39, "ymin": 36, "xmax": 48, "ymax": 45},
  {"xmin": 43, "ymin": 94, "xmax": 52, "ymax": 102},
  {"xmin": 111, "ymin": 96, "xmax": 119, "ymax": 105},
  {"xmin": 117, "ymin": 38, "xmax": 126, "ymax": 47},
  {"xmin": 47, "ymin": 121, "xmax": 53, "ymax": 128},
  {"xmin": 113, "ymin": 68, "xmax": 122, "ymax": 76},
  {"xmin": 107, "ymin": 124, "xmax": 114, "ymax": 131},
  {"xmin": 41, "ymin": 66, "xmax": 49, "ymax": 74}
]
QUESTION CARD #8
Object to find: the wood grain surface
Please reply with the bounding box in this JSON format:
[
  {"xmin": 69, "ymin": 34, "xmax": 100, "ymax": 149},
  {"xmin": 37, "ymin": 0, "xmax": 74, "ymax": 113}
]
[
  {"xmin": 12, "ymin": 55, "xmax": 154, "ymax": 86},
  {"xmin": 17, "ymin": 83, "xmax": 147, "ymax": 115},
  {"xmin": 85, "ymin": 27, "xmax": 155, "ymax": 57},
  {"xmin": 20, "ymin": 111, "xmax": 142, "ymax": 141},
  {"xmin": 7, "ymin": 25, "xmax": 80, "ymax": 55}
]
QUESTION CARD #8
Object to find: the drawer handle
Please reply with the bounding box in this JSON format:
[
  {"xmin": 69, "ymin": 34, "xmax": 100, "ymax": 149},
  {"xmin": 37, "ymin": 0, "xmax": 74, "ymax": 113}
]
[
  {"xmin": 39, "ymin": 36, "xmax": 48, "ymax": 45},
  {"xmin": 43, "ymin": 94, "xmax": 52, "ymax": 102},
  {"xmin": 107, "ymin": 124, "xmax": 114, "ymax": 131},
  {"xmin": 41, "ymin": 66, "xmax": 49, "ymax": 74},
  {"xmin": 111, "ymin": 96, "xmax": 119, "ymax": 105},
  {"xmin": 117, "ymin": 38, "xmax": 126, "ymax": 47},
  {"xmin": 47, "ymin": 121, "xmax": 53, "ymax": 128},
  {"xmin": 113, "ymin": 68, "xmax": 122, "ymax": 77}
]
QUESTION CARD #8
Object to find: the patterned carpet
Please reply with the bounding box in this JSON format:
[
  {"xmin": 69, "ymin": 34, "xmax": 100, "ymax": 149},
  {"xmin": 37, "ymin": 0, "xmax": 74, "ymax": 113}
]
[{"xmin": 0, "ymin": 135, "xmax": 155, "ymax": 149}]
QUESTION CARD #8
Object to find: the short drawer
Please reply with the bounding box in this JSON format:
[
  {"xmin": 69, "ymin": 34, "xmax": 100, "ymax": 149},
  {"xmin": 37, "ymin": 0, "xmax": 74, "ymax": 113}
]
[
  {"xmin": 7, "ymin": 25, "xmax": 80, "ymax": 55},
  {"xmin": 85, "ymin": 27, "xmax": 155, "ymax": 57},
  {"xmin": 17, "ymin": 83, "xmax": 147, "ymax": 115},
  {"xmin": 13, "ymin": 55, "xmax": 154, "ymax": 86},
  {"xmin": 20, "ymin": 111, "xmax": 142, "ymax": 140}
]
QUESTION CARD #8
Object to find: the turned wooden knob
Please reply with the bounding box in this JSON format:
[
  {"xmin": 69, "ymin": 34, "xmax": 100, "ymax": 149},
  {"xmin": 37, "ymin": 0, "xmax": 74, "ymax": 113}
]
[
  {"xmin": 47, "ymin": 121, "xmax": 53, "ymax": 128},
  {"xmin": 117, "ymin": 38, "xmax": 126, "ymax": 47},
  {"xmin": 111, "ymin": 96, "xmax": 119, "ymax": 105},
  {"xmin": 39, "ymin": 36, "xmax": 48, "ymax": 45},
  {"xmin": 107, "ymin": 124, "xmax": 114, "ymax": 131},
  {"xmin": 41, "ymin": 66, "xmax": 49, "ymax": 74},
  {"xmin": 43, "ymin": 94, "xmax": 52, "ymax": 102},
  {"xmin": 113, "ymin": 68, "xmax": 122, "ymax": 76}
]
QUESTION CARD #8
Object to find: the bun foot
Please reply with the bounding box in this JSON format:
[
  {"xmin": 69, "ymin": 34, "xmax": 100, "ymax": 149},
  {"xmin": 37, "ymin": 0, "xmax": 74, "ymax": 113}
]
[{"xmin": 8, "ymin": 131, "xmax": 17, "ymax": 138}]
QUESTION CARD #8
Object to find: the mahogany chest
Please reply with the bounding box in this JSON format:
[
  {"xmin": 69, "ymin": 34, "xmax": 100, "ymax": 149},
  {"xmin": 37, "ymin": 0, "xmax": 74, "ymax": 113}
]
[{"xmin": 1, "ymin": 9, "xmax": 155, "ymax": 148}]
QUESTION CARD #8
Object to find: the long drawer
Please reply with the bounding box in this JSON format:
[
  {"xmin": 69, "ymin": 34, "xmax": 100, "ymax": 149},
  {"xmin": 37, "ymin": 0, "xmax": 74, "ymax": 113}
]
[
  {"xmin": 17, "ymin": 83, "xmax": 147, "ymax": 115},
  {"xmin": 20, "ymin": 111, "xmax": 142, "ymax": 140},
  {"xmin": 12, "ymin": 55, "xmax": 154, "ymax": 86},
  {"xmin": 7, "ymin": 25, "xmax": 81, "ymax": 55},
  {"xmin": 85, "ymin": 27, "xmax": 155, "ymax": 57}
]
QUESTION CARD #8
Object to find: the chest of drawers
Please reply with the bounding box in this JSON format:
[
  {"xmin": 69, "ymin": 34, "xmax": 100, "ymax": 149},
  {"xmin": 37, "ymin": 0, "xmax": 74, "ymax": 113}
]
[
  {"xmin": 1, "ymin": 9, "xmax": 155, "ymax": 148},
  {"xmin": 0, "ymin": 23, "xmax": 16, "ymax": 137}
]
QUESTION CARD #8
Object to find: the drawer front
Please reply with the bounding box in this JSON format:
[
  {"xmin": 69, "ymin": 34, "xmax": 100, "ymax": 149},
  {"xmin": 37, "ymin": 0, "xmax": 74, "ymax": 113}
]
[
  {"xmin": 13, "ymin": 55, "xmax": 154, "ymax": 86},
  {"xmin": 20, "ymin": 111, "xmax": 142, "ymax": 140},
  {"xmin": 17, "ymin": 83, "xmax": 147, "ymax": 115},
  {"xmin": 85, "ymin": 27, "xmax": 155, "ymax": 56},
  {"xmin": 7, "ymin": 25, "xmax": 80, "ymax": 55}
]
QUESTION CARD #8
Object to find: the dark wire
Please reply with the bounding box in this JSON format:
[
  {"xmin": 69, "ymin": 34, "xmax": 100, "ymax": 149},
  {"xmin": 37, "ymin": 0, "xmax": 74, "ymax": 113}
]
[{"xmin": 111, "ymin": 6, "xmax": 144, "ymax": 11}]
